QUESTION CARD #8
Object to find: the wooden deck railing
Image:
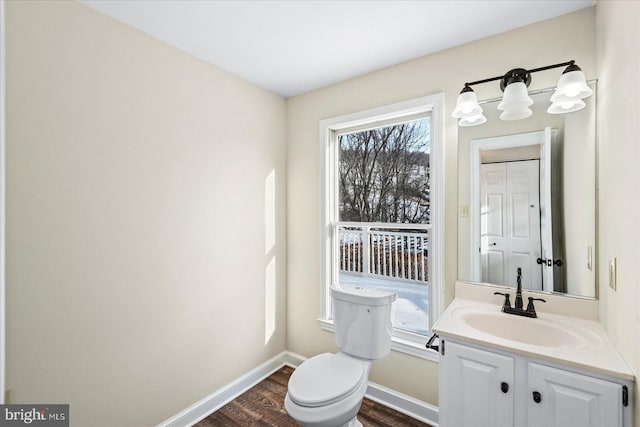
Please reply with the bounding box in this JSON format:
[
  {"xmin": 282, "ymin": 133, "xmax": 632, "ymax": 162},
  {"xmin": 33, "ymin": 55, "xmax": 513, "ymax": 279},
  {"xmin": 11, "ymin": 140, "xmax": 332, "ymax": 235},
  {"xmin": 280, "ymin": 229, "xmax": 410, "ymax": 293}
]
[{"xmin": 337, "ymin": 223, "xmax": 430, "ymax": 283}]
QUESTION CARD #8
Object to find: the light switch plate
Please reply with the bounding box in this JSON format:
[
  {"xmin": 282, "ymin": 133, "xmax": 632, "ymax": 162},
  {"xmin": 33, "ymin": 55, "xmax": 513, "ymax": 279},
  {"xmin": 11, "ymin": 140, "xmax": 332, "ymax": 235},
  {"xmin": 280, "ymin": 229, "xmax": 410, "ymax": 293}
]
[{"xmin": 609, "ymin": 257, "xmax": 617, "ymax": 290}]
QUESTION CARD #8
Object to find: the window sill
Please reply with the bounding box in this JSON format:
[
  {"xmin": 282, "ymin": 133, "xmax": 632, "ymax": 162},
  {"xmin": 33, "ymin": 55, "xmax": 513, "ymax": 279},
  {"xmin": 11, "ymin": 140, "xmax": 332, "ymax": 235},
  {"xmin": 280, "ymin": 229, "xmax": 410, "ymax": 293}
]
[{"xmin": 317, "ymin": 318, "xmax": 439, "ymax": 362}]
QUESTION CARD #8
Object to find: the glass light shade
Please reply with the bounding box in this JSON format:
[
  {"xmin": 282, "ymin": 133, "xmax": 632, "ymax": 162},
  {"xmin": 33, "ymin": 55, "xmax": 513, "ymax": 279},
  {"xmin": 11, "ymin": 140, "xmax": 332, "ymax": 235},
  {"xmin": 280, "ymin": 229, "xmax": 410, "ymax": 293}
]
[
  {"xmin": 547, "ymin": 99, "xmax": 586, "ymax": 114},
  {"xmin": 497, "ymin": 81, "xmax": 533, "ymax": 111},
  {"xmin": 500, "ymin": 107, "xmax": 532, "ymax": 121},
  {"xmin": 452, "ymin": 91, "xmax": 482, "ymax": 118},
  {"xmin": 550, "ymin": 70, "xmax": 593, "ymax": 103},
  {"xmin": 459, "ymin": 113, "xmax": 487, "ymax": 127}
]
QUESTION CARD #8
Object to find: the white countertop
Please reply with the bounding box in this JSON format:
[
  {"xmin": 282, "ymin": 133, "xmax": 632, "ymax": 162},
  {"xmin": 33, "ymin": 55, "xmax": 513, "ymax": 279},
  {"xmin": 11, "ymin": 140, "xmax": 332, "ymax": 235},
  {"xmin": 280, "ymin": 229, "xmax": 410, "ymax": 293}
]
[{"xmin": 432, "ymin": 296, "xmax": 634, "ymax": 381}]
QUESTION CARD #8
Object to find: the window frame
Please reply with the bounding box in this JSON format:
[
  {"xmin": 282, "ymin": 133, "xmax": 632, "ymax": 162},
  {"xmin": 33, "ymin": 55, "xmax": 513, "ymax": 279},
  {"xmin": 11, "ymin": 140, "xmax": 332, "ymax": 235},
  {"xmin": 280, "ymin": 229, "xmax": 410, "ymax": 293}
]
[{"xmin": 318, "ymin": 94, "xmax": 445, "ymax": 361}]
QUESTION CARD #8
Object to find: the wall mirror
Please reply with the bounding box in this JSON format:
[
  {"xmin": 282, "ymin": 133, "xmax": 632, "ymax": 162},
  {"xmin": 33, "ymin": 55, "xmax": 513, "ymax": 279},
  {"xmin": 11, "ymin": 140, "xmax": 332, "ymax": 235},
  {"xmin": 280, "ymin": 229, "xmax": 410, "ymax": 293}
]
[{"xmin": 458, "ymin": 82, "xmax": 596, "ymax": 298}]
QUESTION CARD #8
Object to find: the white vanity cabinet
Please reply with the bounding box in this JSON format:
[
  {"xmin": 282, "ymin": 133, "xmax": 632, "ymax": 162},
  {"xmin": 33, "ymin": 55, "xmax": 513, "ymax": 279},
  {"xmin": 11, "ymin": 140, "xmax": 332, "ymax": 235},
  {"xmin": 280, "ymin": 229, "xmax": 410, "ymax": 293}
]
[
  {"xmin": 527, "ymin": 362, "xmax": 623, "ymax": 427},
  {"xmin": 439, "ymin": 340, "xmax": 515, "ymax": 427},
  {"xmin": 438, "ymin": 337, "xmax": 632, "ymax": 427}
]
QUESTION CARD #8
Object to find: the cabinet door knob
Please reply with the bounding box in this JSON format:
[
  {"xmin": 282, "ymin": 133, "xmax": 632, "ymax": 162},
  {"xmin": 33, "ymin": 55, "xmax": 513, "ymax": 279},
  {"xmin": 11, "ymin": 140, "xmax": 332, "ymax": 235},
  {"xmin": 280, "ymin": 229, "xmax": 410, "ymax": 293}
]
[
  {"xmin": 500, "ymin": 382, "xmax": 509, "ymax": 393},
  {"xmin": 532, "ymin": 391, "xmax": 542, "ymax": 403}
]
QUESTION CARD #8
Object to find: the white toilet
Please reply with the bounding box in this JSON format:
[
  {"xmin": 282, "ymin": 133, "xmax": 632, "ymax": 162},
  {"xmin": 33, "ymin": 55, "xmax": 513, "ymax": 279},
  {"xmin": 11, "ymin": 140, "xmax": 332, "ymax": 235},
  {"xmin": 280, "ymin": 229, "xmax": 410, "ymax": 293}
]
[{"xmin": 285, "ymin": 286, "xmax": 397, "ymax": 427}]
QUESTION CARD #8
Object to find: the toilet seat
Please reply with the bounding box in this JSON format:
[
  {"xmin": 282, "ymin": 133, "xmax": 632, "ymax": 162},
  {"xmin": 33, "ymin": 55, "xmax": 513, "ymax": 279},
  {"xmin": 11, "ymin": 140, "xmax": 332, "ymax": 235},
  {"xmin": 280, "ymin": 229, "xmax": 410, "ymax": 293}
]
[{"xmin": 287, "ymin": 353, "xmax": 366, "ymax": 408}]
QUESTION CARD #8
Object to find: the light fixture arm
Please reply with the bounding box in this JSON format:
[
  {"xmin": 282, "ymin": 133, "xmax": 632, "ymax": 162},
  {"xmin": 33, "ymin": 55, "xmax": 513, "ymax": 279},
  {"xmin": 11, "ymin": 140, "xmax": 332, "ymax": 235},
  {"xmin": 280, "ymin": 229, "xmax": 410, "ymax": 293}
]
[{"xmin": 463, "ymin": 60, "xmax": 576, "ymax": 91}]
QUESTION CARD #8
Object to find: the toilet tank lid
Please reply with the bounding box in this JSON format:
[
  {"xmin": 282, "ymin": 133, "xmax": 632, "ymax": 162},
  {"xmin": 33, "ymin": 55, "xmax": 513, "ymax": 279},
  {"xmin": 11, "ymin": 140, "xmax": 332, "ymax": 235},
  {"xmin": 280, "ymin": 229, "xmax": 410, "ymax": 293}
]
[{"xmin": 331, "ymin": 286, "xmax": 397, "ymax": 306}]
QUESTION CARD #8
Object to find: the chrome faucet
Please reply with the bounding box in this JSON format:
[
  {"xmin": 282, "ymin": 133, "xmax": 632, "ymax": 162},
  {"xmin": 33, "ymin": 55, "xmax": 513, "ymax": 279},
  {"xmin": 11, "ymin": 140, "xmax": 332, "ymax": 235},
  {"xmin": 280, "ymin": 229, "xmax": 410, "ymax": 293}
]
[{"xmin": 494, "ymin": 268, "xmax": 546, "ymax": 318}]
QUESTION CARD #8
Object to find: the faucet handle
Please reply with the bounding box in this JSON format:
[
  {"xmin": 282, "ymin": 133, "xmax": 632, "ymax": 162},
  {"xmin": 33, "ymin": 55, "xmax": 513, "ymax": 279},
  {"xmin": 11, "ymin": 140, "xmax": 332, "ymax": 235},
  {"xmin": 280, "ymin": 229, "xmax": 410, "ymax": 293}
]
[
  {"xmin": 494, "ymin": 292, "xmax": 512, "ymax": 310},
  {"xmin": 526, "ymin": 297, "xmax": 546, "ymax": 316}
]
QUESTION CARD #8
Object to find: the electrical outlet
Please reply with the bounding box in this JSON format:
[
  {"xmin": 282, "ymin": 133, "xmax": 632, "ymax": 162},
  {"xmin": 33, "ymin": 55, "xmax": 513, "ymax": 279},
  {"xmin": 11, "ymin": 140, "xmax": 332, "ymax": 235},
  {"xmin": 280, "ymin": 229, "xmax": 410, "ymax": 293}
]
[{"xmin": 609, "ymin": 257, "xmax": 617, "ymax": 290}]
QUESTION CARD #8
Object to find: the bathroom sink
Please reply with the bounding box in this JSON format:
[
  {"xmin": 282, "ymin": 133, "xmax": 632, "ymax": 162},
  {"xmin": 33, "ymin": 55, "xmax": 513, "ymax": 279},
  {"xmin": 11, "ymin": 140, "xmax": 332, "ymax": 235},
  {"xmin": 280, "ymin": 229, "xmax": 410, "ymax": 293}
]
[{"xmin": 453, "ymin": 308, "xmax": 596, "ymax": 348}]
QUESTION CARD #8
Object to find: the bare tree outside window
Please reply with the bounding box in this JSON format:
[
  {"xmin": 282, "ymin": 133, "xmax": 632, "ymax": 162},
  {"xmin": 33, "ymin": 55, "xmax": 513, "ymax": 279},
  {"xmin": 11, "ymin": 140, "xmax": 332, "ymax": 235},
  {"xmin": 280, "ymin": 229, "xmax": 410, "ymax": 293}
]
[{"xmin": 338, "ymin": 119, "xmax": 430, "ymax": 224}]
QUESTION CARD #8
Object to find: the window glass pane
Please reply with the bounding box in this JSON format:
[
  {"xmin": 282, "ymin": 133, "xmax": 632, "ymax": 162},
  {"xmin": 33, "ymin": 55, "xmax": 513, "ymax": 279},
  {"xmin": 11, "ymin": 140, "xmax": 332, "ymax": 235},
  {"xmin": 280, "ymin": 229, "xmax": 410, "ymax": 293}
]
[
  {"xmin": 336, "ymin": 118, "xmax": 431, "ymax": 336},
  {"xmin": 338, "ymin": 118, "xmax": 430, "ymax": 224}
]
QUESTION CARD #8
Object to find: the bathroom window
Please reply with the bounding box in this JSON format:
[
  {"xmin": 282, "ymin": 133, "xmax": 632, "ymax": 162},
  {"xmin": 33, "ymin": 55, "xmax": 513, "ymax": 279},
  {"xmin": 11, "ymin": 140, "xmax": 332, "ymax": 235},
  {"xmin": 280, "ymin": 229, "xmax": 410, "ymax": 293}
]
[{"xmin": 319, "ymin": 94, "xmax": 444, "ymax": 360}]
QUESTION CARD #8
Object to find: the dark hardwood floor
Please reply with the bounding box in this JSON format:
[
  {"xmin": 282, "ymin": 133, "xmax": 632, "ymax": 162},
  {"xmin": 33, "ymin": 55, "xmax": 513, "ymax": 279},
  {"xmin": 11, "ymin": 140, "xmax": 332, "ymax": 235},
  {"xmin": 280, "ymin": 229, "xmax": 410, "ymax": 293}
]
[{"xmin": 195, "ymin": 366, "xmax": 432, "ymax": 427}]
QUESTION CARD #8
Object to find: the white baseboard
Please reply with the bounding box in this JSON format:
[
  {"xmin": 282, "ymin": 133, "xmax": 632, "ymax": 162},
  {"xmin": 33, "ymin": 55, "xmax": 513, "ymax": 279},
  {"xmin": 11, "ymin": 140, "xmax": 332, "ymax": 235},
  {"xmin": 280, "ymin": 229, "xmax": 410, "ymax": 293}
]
[
  {"xmin": 280, "ymin": 350, "xmax": 307, "ymax": 368},
  {"xmin": 366, "ymin": 382, "xmax": 439, "ymax": 426},
  {"xmin": 158, "ymin": 351, "xmax": 439, "ymax": 427},
  {"xmin": 157, "ymin": 351, "xmax": 291, "ymax": 427}
]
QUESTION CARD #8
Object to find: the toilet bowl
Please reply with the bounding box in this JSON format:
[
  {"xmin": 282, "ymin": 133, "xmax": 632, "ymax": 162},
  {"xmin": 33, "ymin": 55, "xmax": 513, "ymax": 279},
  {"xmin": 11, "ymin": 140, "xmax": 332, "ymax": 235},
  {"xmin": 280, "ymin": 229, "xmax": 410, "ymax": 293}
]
[
  {"xmin": 285, "ymin": 352, "xmax": 371, "ymax": 427},
  {"xmin": 285, "ymin": 286, "xmax": 396, "ymax": 427}
]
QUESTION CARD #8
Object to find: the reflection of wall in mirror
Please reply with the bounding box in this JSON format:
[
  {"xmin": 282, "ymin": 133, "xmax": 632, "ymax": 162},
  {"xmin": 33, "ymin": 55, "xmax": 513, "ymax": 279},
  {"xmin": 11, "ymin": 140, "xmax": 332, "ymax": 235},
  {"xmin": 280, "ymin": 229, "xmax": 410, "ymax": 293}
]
[{"xmin": 563, "ymin": 94, "xmax": 596, "ymax": 296}]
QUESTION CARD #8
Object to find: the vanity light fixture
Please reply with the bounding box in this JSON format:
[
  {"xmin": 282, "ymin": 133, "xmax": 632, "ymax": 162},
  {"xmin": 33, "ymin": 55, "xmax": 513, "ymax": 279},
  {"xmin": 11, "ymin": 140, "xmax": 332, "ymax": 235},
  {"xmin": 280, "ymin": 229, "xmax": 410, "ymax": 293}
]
[{"xmin": 452, "ymin": 60, "xmax": 593, "ymax": 126}]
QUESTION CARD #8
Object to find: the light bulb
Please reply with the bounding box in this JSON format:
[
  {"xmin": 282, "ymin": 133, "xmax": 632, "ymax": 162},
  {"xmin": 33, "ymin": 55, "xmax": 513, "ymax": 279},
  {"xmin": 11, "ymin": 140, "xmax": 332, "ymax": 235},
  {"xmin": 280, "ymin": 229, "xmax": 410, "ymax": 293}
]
[
  {"xmin": 452, "ymin": 87, "xmax": 483, "ymax": 119},
  {"xmin": 551, "ymin": 66, "xmax": 593, "ymax": 103},
  {"xmin": 459, "ymin": 113, "xmax": 487, "ymax": 127},
  {"xmin": 547, "ymin": 99, "xmax": 586, "ymax": 114}
]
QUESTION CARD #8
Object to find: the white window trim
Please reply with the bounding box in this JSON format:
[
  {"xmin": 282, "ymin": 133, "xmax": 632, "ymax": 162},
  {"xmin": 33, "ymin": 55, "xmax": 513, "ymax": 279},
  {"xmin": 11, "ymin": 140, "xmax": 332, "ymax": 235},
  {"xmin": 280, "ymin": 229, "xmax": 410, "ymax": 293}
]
[{"xmin": 318, "ymin": 94, "xmax": 445, "ymax": 361}]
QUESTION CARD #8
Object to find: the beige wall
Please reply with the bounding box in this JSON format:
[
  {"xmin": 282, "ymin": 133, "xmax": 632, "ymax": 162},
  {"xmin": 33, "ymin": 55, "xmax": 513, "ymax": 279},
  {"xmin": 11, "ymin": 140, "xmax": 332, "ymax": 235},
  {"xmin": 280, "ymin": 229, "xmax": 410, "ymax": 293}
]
[
  {"xmin": 287, "ymin": 8, "xmax": 596, "ymax": 405},
  {"xmin": 5, "ymin": 1, "xmax": 287, "ymax": 426},
  {"xmin": 596, "ymin": 1, "xmax": 640, "ymax": 425}
]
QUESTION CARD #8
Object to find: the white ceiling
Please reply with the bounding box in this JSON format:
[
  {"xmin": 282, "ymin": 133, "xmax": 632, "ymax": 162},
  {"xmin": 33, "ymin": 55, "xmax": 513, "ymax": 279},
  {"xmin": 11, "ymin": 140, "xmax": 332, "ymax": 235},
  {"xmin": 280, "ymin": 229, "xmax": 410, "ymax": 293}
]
[{"xmin": 79, "ymin": 0, "xmax": 594, "ymax": 98}]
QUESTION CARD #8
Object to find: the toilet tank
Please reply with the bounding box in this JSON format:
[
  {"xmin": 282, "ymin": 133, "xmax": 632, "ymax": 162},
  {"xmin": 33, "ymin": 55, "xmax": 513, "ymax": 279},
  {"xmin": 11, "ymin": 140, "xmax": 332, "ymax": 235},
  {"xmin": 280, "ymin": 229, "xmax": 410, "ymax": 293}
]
[{"xmin": 331, "ymin": 286, "xmax": 397, "ymax": 359}]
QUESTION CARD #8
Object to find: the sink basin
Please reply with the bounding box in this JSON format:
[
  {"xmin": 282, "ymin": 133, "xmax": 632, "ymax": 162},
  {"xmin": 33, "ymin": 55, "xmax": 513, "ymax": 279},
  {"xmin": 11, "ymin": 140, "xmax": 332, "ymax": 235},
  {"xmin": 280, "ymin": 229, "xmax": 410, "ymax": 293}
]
[{"xmin": 454, "ymin": 308, "xmax": 598, "ymax": 348}]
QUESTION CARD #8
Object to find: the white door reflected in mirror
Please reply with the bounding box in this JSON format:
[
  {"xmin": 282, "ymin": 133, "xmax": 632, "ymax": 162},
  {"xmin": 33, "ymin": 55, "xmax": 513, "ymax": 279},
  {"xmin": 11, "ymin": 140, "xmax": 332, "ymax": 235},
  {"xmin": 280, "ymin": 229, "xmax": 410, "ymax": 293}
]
[
  {"xmin": 471, "ymin": 129, "xmax": 554, "ymax": 292},
  {"xmin": 480, "ymin": 160, "xmax": 542, "ymax": 290}
]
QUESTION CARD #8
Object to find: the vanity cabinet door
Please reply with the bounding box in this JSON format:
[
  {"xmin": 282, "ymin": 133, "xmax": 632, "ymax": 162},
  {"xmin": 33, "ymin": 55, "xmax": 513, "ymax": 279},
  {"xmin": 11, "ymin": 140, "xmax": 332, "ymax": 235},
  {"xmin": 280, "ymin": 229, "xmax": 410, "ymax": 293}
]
[
  {"xmin": 527, "ymin": 362, "xmax": 622, "ymax": 427},
  {"xmin": 440, "ymin": 341, "xmax": 514, "ymax": 427}
]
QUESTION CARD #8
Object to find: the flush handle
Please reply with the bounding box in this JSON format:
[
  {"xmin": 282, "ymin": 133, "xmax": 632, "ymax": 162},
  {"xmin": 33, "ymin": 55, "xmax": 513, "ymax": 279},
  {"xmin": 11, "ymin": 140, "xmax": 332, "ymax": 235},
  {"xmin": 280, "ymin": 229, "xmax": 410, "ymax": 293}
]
[
  {"xmin": 500, "ymin": 382, "xmax": 509, "ymax": 393},
  {"xmin": 532, "ymin": 391, "xmax": 542, "ymax": 403}
]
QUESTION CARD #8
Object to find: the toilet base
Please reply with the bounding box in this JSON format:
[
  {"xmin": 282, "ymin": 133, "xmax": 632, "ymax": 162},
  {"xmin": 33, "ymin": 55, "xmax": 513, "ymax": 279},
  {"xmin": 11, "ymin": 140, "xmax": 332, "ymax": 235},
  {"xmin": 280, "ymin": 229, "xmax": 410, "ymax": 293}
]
[
  {"xmin": 343, "ymin": 418, "xmax": 363, "ymax": 427},
  {"xmin": 285, "ymin": 392, "xmax": 364, "ymax": 427},
  {"xmin": 330, "ymin": 415, "xmax": 362, "ymax": 427}
]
